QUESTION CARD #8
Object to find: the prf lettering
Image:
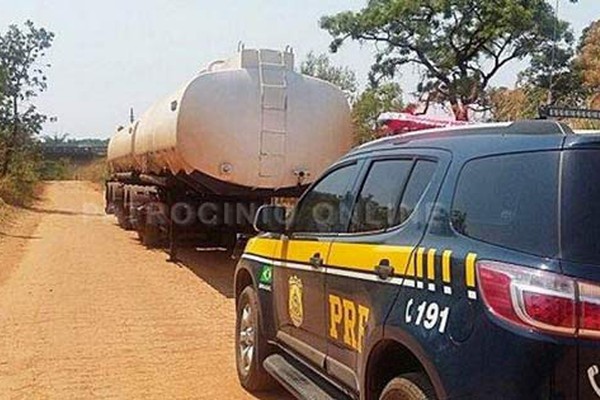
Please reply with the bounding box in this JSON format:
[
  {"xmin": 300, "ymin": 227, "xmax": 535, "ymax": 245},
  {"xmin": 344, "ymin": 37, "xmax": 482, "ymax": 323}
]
[{"xmin": 328, "ymin": 294, "xmax": 370, "ymax": 353}]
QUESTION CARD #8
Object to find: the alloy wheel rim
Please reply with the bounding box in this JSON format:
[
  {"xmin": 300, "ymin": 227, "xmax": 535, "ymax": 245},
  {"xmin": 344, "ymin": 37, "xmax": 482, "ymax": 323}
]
[{"xmin": 239, "ymin": 302, "xmax": 255, "ymax": 374}]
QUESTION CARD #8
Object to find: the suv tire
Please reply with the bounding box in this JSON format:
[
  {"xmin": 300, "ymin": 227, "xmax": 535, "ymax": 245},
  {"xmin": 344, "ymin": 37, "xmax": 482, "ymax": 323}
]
[
  {"xmin": 235, "ymin": 286, "xmax": 275, "ymax": 392},
  {"xmin": 380, "ymin": 373, "xmax": 436, "ymax": 400}
]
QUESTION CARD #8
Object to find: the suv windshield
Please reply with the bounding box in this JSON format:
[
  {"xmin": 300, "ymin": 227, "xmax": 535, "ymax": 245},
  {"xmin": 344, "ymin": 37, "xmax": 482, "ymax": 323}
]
[{"xmin": 562, "ymin": 150, "xmax": 600, "ymax": 265}]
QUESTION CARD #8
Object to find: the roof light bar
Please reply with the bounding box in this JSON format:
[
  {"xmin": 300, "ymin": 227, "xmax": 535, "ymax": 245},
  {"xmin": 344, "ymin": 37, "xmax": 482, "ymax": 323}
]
[{"xmin": 539, "ymin": 106, "xmax": 600, "ymax": 120}]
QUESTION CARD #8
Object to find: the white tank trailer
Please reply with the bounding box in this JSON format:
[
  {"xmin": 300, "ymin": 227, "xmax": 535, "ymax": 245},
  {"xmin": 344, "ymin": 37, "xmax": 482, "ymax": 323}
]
[{"xmin": 105, "ymin": 48, "xmax": 352, "ymax": 252}]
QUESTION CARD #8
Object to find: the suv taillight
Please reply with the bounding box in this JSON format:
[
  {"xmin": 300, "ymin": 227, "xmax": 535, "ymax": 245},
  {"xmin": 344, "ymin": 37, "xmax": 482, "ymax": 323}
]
[
  {"xmin": 477, "ymin": 261, "xmax": 600, "ymax": 338},
  {"xmin": 579, "ymin": 282, "xmax": 600, "ymax": 338}
]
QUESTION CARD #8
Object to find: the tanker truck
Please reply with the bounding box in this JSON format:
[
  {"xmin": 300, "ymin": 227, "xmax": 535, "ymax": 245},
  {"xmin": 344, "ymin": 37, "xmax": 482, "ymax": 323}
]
[{"xmin": 105, "ymin": 47, "xmax": 352, "ymax": 255}]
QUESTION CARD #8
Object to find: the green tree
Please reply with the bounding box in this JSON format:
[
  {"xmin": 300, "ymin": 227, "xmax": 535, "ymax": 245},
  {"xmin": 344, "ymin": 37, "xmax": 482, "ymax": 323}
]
[
  {"xmin": 518, "ymin": 11, "xmax": 591, "ymax": 108},
  {"xmin": 490, "ymin": 18, "xmax": 599, "ymax": 130},
  {"xmin": 0, "ymin": 67, "xmax": 5, "ymax": 97},
  {"xmin": 300, "ymin": 51, "xmax": 358, "ymax": 99},
  {"xmin": 489, "ymin": 86, "xmax": 546, "ymax": 121},
  {"xmin": 42, "ymin": 132, "xmax": 69, "ymax": 145},
  {"xmin": 0, "ymin": 20, "xmax": 54, "ymax": 177},
  {"xmin": 352, "ymin": 82, "xmax": 404, "ymax": 144},
  {"xmin": 578, "ymin": 20, "xmax": 600, "ymax": 107},
  {"xmin": 321, "ymin": 0, "xmax": 573, "ymax": 121}
]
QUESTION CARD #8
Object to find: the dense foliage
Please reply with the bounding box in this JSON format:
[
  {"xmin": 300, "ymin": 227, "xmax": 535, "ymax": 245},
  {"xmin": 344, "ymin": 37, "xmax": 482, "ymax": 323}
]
[
  {"xmin": 352, "ymin": 82, "xmax": 404, "ymax": 143},
  {"xmin": 300, "ymin": 51, "xmax": 358, "ymax": 100},
  {"xmin": 0, "ymin": 21, "xmax": 54, "ymax": 205},
  {"xmin": 320, "ymin": 0, "xmax": 578, "ymax": 120},
  {"xmin": 492, "ymin": 19, "xmax": 600, "ymax": 128}
]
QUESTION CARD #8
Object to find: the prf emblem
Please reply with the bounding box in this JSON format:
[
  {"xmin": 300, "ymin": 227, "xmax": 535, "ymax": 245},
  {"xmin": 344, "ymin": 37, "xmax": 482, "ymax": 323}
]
[{"xmin": 288, "ymin": 276, "xmax": 304, "ymax": 328}]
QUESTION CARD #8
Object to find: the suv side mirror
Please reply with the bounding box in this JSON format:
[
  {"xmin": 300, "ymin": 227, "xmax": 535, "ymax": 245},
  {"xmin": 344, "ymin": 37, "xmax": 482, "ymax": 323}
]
[{"xmin": 254, "ymin": 205, "xmax": 287, "ymax": 234}]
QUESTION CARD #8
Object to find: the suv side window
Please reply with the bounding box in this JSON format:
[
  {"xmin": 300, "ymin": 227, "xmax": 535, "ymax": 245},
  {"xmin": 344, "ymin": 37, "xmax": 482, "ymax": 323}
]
[
  {"xmin": 350, "ymin": 159, "xmax": 437, "ymax": 233},
  {"xmin": 350, "ymin": 160, "xmax": 412, "ymax": 232},
  {"xmin": 451, "ymin": 152, "xmax": 559, "ymax": 257},
  {"xmin": 292, "ymin": 163, "xmax": 358, "ymax": 234},
  {"xmin": 397, "ymin": 160, "xmax": 437, "ymax": 225}
]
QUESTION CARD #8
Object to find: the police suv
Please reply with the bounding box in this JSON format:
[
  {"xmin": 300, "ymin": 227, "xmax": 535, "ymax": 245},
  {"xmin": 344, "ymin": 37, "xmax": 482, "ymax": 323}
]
[{"xmin": 234, "ymin": 118, "xmax": 600, "ymax": 399}]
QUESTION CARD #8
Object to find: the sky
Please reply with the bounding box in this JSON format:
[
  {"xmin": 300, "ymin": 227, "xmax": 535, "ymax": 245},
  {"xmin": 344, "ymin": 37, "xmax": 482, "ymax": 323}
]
[{"xmin": 0, "ymin": 0, "xmax": 598, "ymax": 139}]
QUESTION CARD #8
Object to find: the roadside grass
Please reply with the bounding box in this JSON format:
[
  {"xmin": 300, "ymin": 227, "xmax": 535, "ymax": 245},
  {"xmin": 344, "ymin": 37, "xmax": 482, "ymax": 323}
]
[
  {"xmin": 39, "ymin": 157, "xmax": 108, "ymax": 184},
  {"xmin": 73, "ymin": 158, "xmax": 108, "ymax": 184},
  {"xmin": 0, "ymin": 161, "xmax": 41, "ymax": 207},
  {"xmin": 0, "ymin": 157, "xmax": 107, "ymax": 208}
]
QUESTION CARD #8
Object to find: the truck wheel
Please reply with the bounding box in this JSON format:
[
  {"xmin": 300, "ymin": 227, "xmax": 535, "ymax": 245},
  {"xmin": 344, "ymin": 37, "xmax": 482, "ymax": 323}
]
[
  {"xmin": 142, "ymin": 223, "xmax": 162, "ymax": 248},
  {"xmin": 116, "ymin": 208, "xmax": 131, "ymax": 230},
  {"xmin": 235, "ymin": 286, "xmax": 275, "ymax": 392},
  {"xmin": 380, "ymin": 373, "xmax": 436, "ymax": 400}
]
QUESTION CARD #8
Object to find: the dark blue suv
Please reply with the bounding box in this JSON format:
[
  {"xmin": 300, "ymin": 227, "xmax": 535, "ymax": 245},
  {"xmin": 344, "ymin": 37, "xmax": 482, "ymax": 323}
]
[{"xmin": 234, "ymin": 120, "xmax": 600, "ymax": 399}]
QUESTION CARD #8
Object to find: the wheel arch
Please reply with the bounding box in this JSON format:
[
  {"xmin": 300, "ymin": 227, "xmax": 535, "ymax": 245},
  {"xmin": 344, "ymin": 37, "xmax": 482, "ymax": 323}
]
[
  {"xmin": 363, "ymin": 336, "xmax": 446, "ymax": 400},
  {"xmin": 234, "ymin": 265, "xmax": 255, "ymax": 302}
]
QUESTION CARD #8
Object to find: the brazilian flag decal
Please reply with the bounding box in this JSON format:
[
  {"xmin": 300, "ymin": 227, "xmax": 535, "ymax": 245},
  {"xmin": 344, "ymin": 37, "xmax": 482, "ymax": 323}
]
[{"xmin": 259, "ymin": 265, "xmax": 273, "ymax": 285}]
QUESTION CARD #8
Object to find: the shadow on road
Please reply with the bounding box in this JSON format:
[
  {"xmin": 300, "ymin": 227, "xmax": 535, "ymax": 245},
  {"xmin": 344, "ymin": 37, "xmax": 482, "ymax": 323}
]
[
  {"xmin": 170, "ymin": 248, "xmax": 237, "ymax": 299},
  {"xmin": 0, "ymin": 231, "xmax": 40, "ymax": 240},
  {"xmin": 24, "ymin": 206, "xmax": 105, "ymax": 217},
  {"xmin": 250, "ymin": 389, "xmax": 293, "ymax": 400},
  {"xmin": 163, "ymin": 247, "xmax": 294, "ymax": 400}
]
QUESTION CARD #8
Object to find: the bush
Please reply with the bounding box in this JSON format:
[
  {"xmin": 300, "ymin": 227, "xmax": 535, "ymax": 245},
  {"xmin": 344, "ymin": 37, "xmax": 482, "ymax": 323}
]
[
  {"xmin": 0, "ymin": 147, "xmax": 42, "ymax": 206},
  {"xmin": 38, "ymin": 158, "xmax": 72, "ymax": 180},
  {"xmin": 0, "ymin": 167, "xmax": 39, "ymax": 207},
  {"xmin": 36, "ymin": 158, "xmax": 108, "ymax": 182},
  {"xmin": 73, "ymin": 158, "xmax": 108, "ymax": 183}
]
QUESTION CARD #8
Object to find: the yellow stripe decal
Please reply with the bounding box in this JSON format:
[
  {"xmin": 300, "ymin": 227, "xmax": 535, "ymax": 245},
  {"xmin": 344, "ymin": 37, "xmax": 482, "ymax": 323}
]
[
  {"xmin": 283, "ymin": 240, "xmax": 331, "ymax": 264},
  {"xmin": 442, "ymin": 250, "xmax": 452, "ymax": 283},
  {"xmin": 328, "ymin": 243, "xmax": 414, "ymax": 274},
  {"xmin": 416, "ymin": 248, "xmax": 425, "ymax": 279},
  {"xmin": 245, "ymin": 237, "xmax": 279, "ymax": 256},
  {"xmin": 427, "ymin": 249, "xmax": 437, "ymax": 281},
  {"xmin": 246, "ymin": 239, "xmax": 465, "ymax": 290},
  {"xmin": 248, "ymin": 238, "xmax": 415, "ymax": 275},
  {"xmin": 465, "ymin": 253, "xmax": 478, "ymax": 288},
  {"xmin": 405, "ymin": 252, "xmax": 416, "ymax": 277}
]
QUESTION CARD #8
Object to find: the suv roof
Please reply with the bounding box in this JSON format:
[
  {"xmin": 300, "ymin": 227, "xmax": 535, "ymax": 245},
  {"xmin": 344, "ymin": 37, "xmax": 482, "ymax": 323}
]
[{"xmin": 347, "ymin": 120, "xmax": 600, "ymax": 160}]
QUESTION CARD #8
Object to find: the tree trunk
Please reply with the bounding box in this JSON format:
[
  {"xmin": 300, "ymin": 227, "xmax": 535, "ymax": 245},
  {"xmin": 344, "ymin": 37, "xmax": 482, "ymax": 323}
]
[
  {"xmin": 1, "ymin": 96, "xmax": 18, "ymax": 177},
  {"xmin": 450, "ymin": 101, "xmax": 469, "ymax": 121}
]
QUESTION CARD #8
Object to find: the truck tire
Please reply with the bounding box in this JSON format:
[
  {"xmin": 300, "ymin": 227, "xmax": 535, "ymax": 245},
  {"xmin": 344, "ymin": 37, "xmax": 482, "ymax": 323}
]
[
  {"xmin": 116, "ymin": 208, "xmax": 131, "ymax": 230},
  {"xmin": 380, "ymin": 373, "xmax": 436, "ymax": 400},
  {"xmin": 235, "ymin": 286, "xmax": 275, "ymax": 392},
  {"xmin": 142, "ymin": 223, "xmax": 162, "ymax": 248}
]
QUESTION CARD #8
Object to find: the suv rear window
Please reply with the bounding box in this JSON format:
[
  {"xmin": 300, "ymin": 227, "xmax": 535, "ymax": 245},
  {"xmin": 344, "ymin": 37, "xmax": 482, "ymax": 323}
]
[
  {"xmin": 562, "ymin": 150, "xmax": 600, "ymax": 265},
  {"xmin": 452, "ymin": 152, "xmax": 560, "ymax": 258}
]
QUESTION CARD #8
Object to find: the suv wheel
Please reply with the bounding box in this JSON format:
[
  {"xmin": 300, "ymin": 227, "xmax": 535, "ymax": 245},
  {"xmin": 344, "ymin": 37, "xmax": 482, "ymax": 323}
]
[
  {"xmin": 235, "ymin": 286, "xmax": 275, "ymax": 392},
  {"xmin": 380, "ymin": 373, "xmax": 436, "ymax": 400}
]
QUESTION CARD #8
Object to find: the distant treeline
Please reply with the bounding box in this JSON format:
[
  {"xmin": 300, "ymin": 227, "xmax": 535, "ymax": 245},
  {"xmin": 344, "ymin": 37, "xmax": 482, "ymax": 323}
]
[{"xmin": 41, "ymin": 137, "xmax": 108, "ymax": 159}]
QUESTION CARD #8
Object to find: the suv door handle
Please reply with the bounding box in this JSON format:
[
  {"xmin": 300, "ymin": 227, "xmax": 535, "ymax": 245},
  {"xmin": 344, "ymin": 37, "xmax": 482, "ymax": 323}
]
[
  {"xmin": 310, "ymin": 253, "xmax": 323, "ymax": 268},
  {"xmin": 375, "ymin": 259, "xmax": 394, "ymax": 280}
]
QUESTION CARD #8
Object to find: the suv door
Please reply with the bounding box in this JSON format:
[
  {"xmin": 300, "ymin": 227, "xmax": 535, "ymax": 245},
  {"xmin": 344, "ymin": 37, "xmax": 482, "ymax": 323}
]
[
  {"xmin": 414, "ymin": 149, "xmax": 577, "ymax": 398},
  {"xmin": 273, "ymin": 161, "xmax": 362, "ymax": 370},
  {"xmin": 324, "ymin": 151, "xmax": 448, "ymax": 392}
]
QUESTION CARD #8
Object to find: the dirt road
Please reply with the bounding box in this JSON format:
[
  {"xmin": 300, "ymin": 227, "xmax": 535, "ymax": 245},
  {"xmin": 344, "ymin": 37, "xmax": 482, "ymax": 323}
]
[{"xmin": 0, "ymin": 181, "xmax": 289, "ymax": 399}]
